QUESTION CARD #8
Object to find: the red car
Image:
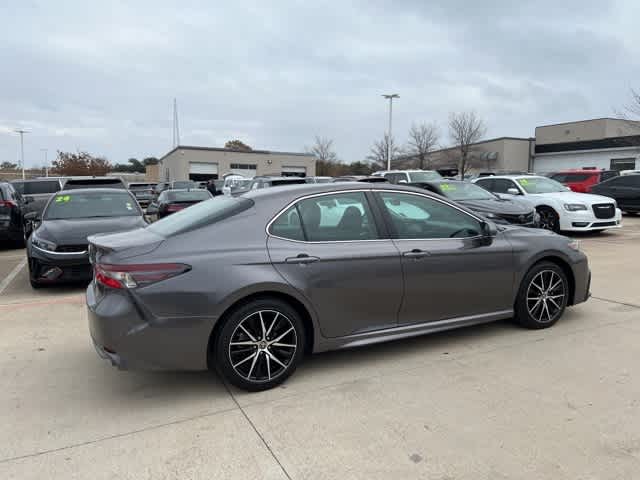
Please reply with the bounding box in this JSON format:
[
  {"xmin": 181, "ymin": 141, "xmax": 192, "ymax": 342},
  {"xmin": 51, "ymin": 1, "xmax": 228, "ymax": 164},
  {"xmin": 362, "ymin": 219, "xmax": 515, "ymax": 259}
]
[{"xmin": 548, "ymin": 169, "xmax": 619, "ymax": 193}]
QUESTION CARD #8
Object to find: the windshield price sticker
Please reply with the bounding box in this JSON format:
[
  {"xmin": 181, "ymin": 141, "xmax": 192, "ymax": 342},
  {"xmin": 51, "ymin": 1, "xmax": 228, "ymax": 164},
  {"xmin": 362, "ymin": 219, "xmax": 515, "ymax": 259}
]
[
  {"xmin": 518, "ymin": 179, "xmax": 530, "ymax": 186},
  {"xmin": 55, "ymin": 195, "xmax": 71, "ymax": 203},
  {"xmin": 440, "ymin": 183, "xmax": 456, "ymax": 192}
]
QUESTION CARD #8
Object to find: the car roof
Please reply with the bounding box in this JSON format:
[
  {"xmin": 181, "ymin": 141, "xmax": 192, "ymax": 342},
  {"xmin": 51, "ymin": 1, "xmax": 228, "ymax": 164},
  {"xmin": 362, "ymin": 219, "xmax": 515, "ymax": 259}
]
[
  {"xmin": 64, "ymin": 176, "xmax": 122, "ymax": 180},
  {"xmin": 11, "ymin": 177, "xmax": 63, "ymax": 183},
  {"xmin": 55, "ymin": 187, "xmax": 133, "ymax": 195},
  {"xmin": 253, "ymin": 176, "xmax": 303, "ymax": 181},
  {"xmin": 475, "ymin": 174, "xmax": 543, "ymax": 180}
]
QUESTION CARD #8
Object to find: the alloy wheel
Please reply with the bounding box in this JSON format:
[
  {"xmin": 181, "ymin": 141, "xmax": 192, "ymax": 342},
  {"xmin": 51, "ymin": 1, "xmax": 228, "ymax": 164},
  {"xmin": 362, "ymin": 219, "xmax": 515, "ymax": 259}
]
[
  {"xmin": 538, "ymin": 209, "xmax": 558, "ymax": 232},
  {"xmin": 228, "ymin": 310, "xmax": 298, "ymax": 383},
  {"xmin": 526, "ymin": 270, "xmax": 566, "ymax": 323}
]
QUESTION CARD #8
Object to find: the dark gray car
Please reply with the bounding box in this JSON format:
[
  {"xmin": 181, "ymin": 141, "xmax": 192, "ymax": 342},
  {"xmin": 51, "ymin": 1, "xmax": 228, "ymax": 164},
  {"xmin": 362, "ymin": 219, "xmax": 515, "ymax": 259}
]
[
  {"xmin": 87, "ymin": 183, "xmax": 590, "ymax": 391},
  {"xmin": 26, "ymin": 188, "xmax": 147, "ymax": 288}
]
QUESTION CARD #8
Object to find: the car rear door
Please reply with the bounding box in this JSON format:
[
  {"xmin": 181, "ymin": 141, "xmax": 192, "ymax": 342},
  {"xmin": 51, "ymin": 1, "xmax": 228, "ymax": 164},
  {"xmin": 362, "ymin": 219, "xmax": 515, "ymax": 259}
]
[
  {"xmin": 267, "ymin": 190, "xmax": 403, "ymax": 338},
  {"xmin": 373, "ymin": 190, "xmax": 514, "ymax": 325}
]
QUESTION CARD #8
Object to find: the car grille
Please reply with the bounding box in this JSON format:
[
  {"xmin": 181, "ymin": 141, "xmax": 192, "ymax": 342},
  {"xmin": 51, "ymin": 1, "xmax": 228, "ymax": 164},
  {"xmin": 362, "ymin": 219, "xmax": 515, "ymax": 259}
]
[
  {"xmin": 592, "ymin": 221, "xmax": 617, "ymax": 228},
  {"xmin": 56, "ymin": 244, "xmax": 88, "ymax": 253},
  {"xmin": 592, "ymin": 203, "xmax": 615, "ymax": 219},
  {"xmin": 499, "ymin": 212, "xmax": 534, "ymax": 224}
]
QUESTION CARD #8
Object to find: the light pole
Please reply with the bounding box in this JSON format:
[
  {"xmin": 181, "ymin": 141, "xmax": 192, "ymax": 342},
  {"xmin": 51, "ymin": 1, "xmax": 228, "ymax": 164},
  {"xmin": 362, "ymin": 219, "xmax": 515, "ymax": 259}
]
[
  {"xmin": 41, "ymin": 148, "xmax": 49, "ymax": 177},
  {"xmin": 382, "ymin": 94, "xmax": 399, "ymax": 170},
  {"xmin": 14, "ymin": 129, "xmax": 28, "ymax": 179}
]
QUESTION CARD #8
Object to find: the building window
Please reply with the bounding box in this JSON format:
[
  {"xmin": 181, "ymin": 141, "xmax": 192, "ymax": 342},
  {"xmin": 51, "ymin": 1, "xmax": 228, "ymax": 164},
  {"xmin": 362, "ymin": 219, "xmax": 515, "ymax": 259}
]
[
  {"xmin": 610, "ymin": 158, "xmax": 636, "ymax": 171},
  {"xmin": 229, "ymin": 163, "xmax": 257, "ymax": 170}
]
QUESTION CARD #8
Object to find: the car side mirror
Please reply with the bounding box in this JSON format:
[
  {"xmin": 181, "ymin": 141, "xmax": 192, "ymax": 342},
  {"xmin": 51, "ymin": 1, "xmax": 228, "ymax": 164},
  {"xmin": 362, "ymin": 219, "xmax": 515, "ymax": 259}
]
[
  {"xmin": 398, "ymin": 179, "xmax": 407, "ymax": 184},
  {"xmin": 479, "ymin": 221, "xmax": 497, "ymax": 245},
  {"xmin": 507, "ymin": 187, "xmax": 520, "ymax": 195},
  {"xmin": 24, "ymin": 211, "xmax": 39, "ymax": 221}
]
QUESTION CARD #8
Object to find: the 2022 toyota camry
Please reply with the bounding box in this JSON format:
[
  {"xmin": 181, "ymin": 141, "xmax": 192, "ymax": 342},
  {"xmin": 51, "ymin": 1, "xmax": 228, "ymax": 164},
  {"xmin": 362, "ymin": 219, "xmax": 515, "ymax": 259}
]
[{"xmin": 87, "ymin": 183, "xmax": 590, "ymax": 391}]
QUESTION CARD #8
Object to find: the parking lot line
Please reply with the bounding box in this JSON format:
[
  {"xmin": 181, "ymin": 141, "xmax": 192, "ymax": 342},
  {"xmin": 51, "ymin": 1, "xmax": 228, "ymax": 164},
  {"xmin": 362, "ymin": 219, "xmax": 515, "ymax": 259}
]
[
  {"xmin": 0, "ymin": 257, "xmax": 26, "ymax": 296},
  {"xmin": 0, "ymin": 295, "xmax": 85, "ymax": 309}
]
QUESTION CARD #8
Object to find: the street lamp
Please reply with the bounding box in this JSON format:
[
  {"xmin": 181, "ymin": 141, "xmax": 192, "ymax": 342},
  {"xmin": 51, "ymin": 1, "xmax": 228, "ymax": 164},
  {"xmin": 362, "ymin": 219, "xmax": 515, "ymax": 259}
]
[
  {"xmin": 382, "ymin": 94, "xmax": 399, "ymax": 170},
  {"xmin": 14, "ymin": 129, "xmax": 29, "ymax": 179}
]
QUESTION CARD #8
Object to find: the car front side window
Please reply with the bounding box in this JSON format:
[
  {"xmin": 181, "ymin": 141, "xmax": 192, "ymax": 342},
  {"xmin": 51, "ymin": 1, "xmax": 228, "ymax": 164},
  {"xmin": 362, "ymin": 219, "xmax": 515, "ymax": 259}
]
[{"xmin": 378, "ymin": 192, "xmax": 482, "ymax": 239}]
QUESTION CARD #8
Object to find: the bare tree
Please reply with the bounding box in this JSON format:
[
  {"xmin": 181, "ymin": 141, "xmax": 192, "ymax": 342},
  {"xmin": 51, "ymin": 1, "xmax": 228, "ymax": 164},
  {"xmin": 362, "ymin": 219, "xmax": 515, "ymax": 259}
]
[
  {"xmin": 448, "ymin": 111, "xmax": 487, "ymax": 179},
  {"xmin": 407, "ymin": 122, "xmax": 439, "ymax": 170},
  {"xmin": 366, "ymin": 134, "xmax": 402, "ymax": 170},
  {"xmin": 307, "ymin": 136, "xmax": 337, "ymax": 163}
]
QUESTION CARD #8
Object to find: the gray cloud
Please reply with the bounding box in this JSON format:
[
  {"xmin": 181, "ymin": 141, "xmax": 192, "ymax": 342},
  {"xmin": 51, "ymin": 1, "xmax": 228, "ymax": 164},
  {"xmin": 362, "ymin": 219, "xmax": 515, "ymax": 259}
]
[{"xmin": 1, "ymin": 0, "xmax": 638, "ymax": 167}]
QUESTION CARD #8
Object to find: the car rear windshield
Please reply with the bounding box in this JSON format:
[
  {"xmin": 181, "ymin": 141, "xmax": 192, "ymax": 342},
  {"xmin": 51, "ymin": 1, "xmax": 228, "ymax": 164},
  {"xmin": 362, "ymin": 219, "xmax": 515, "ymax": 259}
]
[
  {"xmin": 12, "ymin": 180, "xmax": 61, "ymax": 195},
  {"xmin": 166, "ymin": 190, "xmax": 212, "ymax": 202},
  {"xmin": 129, "ymin": 183, "xmax": 156, "ymax": 190},
  {"xmin": 172, "ymin": 181, "xmax": 196, "ymax": 189},
  {"xmin": 436, "ymin": 182, "xmax": 496, "ymax": 200},
  {"xmin": 147, "ymin": 196, "xmax": 254, "ymax": 237},
  {"xmin": 44, "ymin": 191, "xmax": 141, "ymax": 220},
  {"xmin": 408, "ymin": 171, "xmax": 442, "ymax": 182},
  {"xmin": 64, "ymin": 179, "xmax": 125, "ymax": 189}
]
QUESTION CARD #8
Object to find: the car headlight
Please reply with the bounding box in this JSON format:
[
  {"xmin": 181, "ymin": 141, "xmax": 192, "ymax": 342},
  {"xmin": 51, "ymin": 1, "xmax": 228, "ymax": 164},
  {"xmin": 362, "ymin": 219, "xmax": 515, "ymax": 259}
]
[
  {"xmin": 567, "ymin": 238, "xmax": 581, "ymax": 251},
  {"xmin": 564, "ymin": 203, "xmax": 588, "ymax": 211},
  {"xmin": 31, "ymin": 233, "xmax": 57, "ymax": 252}
]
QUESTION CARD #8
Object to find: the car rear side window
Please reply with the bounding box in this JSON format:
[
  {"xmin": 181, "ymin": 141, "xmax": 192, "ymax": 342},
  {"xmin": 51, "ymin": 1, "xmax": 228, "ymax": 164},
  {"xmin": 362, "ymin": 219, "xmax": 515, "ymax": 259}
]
[
  {"xmin": 270, "ymin": 192, "xmax": 379, "ymax": 242},
  {"xmin": 269, "ymin": 205, "xmax": 305, "ymax": 241},
  {"xmin": 147, "ymin": 196, "xmax": 253, "ymax": 237}
]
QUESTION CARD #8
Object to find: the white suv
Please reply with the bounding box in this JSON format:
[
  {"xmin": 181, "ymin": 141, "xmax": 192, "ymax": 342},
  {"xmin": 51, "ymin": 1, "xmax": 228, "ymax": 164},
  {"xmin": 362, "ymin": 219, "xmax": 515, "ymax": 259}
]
[
  {"xmin": 372, "ymin": 169, "xmax": 442, "ymax": 184},
  {"xmin": 473, "ymin": 175, "xmax": 622, "ymax": 233}
]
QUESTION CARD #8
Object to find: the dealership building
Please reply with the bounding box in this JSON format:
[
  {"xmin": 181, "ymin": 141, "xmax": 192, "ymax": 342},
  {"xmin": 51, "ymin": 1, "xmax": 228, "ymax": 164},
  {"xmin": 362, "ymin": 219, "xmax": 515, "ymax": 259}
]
[
  {"xmin": 410, "ymin": 118, "xmax": 640, "ymax": 175},
  {"xmin": 155, "ymin": 145, "xmax": 316, "ymax": 182}
]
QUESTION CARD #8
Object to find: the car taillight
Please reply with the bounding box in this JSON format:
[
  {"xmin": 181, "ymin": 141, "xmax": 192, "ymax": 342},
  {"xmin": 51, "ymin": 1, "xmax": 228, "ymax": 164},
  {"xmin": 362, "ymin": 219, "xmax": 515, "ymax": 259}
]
[
  {"xmin": 166, "ymin": 204, "xmax": 185, "ymax": 212},
  {"xmin": 95, "ymin": 263, "xmax": 191, "ymax": 289},
  {"xmin": 0, "ymin": 200, "xmax": 17, "ymax": 208}
]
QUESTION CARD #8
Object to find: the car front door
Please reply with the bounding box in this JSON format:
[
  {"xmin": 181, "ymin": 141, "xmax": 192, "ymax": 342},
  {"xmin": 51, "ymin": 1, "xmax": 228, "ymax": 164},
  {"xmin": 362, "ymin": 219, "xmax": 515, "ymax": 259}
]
[
  {"xmin": 373, "ymin": 190, "xmax": 514, "ymax": 325},
  {"xmin": 267, "ymin": 190, "xmax": 403, "ymax": 338},
  {"xmin": 609, "ymin": 175, "xmax": 640, "ymax": 211}
]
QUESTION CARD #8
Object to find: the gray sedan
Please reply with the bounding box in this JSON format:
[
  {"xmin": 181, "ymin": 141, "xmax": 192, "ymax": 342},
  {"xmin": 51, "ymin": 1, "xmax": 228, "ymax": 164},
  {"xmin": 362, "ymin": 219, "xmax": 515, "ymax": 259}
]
[{"xmin": 87, "ymin": 183, "xmax": 590, "ymax": 391}]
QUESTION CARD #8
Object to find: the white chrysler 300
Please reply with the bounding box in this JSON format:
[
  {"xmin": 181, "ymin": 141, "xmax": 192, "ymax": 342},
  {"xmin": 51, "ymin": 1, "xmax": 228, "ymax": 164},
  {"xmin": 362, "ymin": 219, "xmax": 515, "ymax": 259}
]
[{"xmin": 473, "ymin": 175, "xmax": 622, "ymax": 233}]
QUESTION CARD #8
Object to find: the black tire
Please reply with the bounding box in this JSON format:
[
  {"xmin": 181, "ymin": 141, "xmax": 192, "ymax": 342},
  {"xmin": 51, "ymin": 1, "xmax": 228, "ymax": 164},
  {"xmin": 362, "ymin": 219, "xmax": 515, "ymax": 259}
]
[
  {"xmin": 514, "ymin": 261, "xmax": 568, "ymax": 329},
  {"xmin": 214, "ymin": 297, "xmax": 306, "ymax": 392},
  {"xmin": 30, "ymin": 279, "xmax": 43, "ymax": 289},
  {"xmin": 537, "ymin": 206, "xmax": 560, "ymax": 233}
]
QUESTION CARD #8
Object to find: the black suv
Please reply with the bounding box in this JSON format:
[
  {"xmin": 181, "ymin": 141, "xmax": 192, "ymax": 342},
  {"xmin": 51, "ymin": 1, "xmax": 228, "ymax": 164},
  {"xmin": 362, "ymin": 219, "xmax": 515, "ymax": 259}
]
[
  {"xmin": 11, "ymin": 178, "xmax": 64, "ymax": 218},
  {"xmin": 0, "ymin": 182, "xmax": 28, "ymax": 247}
]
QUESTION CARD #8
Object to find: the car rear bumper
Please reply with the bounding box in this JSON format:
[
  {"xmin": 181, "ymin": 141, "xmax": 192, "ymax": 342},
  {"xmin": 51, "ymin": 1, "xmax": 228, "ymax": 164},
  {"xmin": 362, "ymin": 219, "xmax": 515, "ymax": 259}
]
[
  {"xmin": 560, "ymin": 208, "xmax": 623, "ymax": 231},
  {"xmin": 86, "ymin": 282, "xmax": 213, "ymax": 371}
]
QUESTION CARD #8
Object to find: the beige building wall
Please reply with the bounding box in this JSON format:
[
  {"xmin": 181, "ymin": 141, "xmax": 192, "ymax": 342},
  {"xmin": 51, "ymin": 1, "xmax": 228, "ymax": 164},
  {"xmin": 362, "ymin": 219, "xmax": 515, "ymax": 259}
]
[
  {"xmin": 159, "ymin": 147, "xmax": 316, "ymax": 182},
  {"xmin": 535, "ymin": 118, "xmax": 640, "ymax": 145},
  {"xmin": 428, "ymin": 137, "xmax": 531, "ymax": 173}
]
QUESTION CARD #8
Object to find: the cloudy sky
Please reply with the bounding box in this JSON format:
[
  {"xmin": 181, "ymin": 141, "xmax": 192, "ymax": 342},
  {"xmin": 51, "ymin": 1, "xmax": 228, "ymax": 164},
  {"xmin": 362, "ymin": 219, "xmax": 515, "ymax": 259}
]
[{"xmin": 1, "ymin": 0, "xmax": 639, "ymax": 168}]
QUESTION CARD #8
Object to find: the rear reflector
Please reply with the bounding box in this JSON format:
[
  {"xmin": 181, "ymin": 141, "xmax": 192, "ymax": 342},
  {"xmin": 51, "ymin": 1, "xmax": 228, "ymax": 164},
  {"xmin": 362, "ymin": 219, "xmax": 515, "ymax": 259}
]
[{"xmin": 95, "ymin": 263, "xmax": 191, "ymax": 289}]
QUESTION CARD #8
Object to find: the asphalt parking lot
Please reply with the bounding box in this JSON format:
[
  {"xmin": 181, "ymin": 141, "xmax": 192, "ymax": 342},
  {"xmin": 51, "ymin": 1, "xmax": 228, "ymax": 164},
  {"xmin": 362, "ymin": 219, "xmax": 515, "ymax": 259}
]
[{"xmin": 1, "ymin": 219, "xmax": 639, "ymax": 479}]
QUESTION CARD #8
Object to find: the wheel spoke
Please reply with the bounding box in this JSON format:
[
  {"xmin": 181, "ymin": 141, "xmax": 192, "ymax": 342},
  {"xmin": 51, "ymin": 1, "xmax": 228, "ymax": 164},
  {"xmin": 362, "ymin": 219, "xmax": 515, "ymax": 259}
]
[
  {"xmin": 233, "ymin": 351, "xmax": 257, "ymax": 369},
  {"xmin": 548, "ymin": 278, "xmax": 562, "ymax": 292},
  {"xmin": 230, "ymin": 341, "xmax": 256, "ymax": 346},
  {"xmin": 272, "ymin": 343, "xmax": 296, "ymax": 348},
  {"xmin": 259, "ymin": 311, "xmax": 266, "ymax": 340},
  {"xmin": 271, "ymin": 327, "xmax": 294, "ymax": 344},
  {"xmin": 247, "ymin": 351, "xmax": 260, "ymax": 379},
  {"xmin": 265, "ymin": 313, "xmax": 278, "ymax": 338},
  {"xmin": 266, "ymin": 353, "xmax": 271, "ymax": 380},
  {"xmin": 547, "ymin": 296, "xmax": 561, "ymax": 309},
  {"xmin": 239, "ymin": 324, "xmax": 257, "ymax": 342},
  {"xmin": 529, "ymin": 297, "xmax": 543, "ymax": 314},
  {"xmin": 267, "ymin": 350, "xmax": 287, "ymax": 369},
  {"xmin": 531, "ymin": 281, "xmax": 544, "ymax": 292}
]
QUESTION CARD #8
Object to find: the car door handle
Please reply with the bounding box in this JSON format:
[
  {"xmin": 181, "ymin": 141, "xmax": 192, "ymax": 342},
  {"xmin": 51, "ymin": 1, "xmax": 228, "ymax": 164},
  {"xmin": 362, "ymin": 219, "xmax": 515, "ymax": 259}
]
[
  {"xmin": 402, "ymin": 249, "xmax": 431, "ymax": 259},
  {"xmin": 285, "ymin": 254, "xmax": 320, "ymax": 264}
]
